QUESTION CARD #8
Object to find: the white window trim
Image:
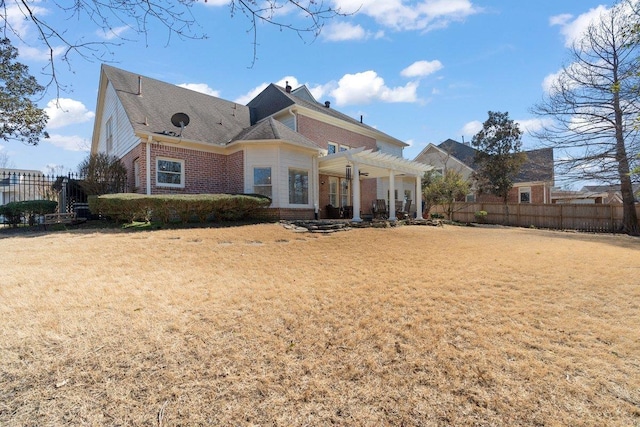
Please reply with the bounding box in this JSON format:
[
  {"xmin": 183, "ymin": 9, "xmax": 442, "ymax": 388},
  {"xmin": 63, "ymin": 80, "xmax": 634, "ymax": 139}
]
[
  {"xmin": 519, "ymin": 187, "xmax": 531, "ymax": 204},
  {"xmin": 253, "ymin": 166, "xmax": 273, "ymax": 198},
  {"xmin": 328, "ymin": 142, "xmax": 338, "ymax": 155},
  {"xmin": 288, "ymin": 168, "xmax": 310, "ymax": 205},
  {"xmin": 105, "ymin": 117, "xmax": 113, "ymax": 154},
  {"xmin": 156, "ymin": 157, "xmax": 185, "ymax": 188}
]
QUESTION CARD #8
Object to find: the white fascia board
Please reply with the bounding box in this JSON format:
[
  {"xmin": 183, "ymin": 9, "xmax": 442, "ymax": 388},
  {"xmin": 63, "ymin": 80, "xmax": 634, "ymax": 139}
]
[
  {"xmin": 228, "ymin": 139, "xmax": 321, "ymax": 154},
  {"xmin": 90, "ymin": 69, "xmax": 110, "ymax": 154},
  {"xmin": 134, "ymin": 131, "xmax": 228, "ymax": 154}
]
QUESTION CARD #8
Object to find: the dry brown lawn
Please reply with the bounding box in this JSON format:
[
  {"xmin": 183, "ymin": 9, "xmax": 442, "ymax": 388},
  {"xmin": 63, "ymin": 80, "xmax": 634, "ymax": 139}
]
[{"xmin": 1, "ymin": 223, "xmax": 639, "ymax": 426}]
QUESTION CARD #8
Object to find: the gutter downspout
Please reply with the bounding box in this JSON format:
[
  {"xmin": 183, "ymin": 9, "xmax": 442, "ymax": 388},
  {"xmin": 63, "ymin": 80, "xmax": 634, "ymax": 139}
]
[
  {"xmin": 146, "ymin": 135, "xmax": 152, "ymax": 195},
  {"xmin": 313, "ymin": 154, "xmax": 319, "ymax": 219},
  {"xmin": 288, "ymin": 108, "xmax": 297, "ymax": 131}
]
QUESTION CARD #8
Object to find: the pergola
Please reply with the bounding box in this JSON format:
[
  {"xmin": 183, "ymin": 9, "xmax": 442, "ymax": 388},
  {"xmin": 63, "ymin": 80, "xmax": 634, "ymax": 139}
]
[{"xmin": 318, "ymin": 147, "xmax": 432, "ymax": 221}]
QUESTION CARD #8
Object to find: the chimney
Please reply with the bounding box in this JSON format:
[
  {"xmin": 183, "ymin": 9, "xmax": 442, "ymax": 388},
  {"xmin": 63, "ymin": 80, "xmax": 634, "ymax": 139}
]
[
  {"xmin": 360, "ymin": 115, "xmax": 363, "ymax": 123},
  {"xmin": 285, "ymin": 81, "xmax": 292, "ymax": 93},
  {"xmin": 324, "ymin": 101, "xmax": 330, "ymax": 108},
  {"xmin": 138, "ymin": 76, "xmax": 142, "ymax": 96}
]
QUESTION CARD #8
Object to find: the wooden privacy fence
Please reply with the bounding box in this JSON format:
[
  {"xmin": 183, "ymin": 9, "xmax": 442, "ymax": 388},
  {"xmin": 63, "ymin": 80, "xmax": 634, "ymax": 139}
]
[{"xmin": 431, "ymin": 202, "xmax": 640, "ymax": 233}]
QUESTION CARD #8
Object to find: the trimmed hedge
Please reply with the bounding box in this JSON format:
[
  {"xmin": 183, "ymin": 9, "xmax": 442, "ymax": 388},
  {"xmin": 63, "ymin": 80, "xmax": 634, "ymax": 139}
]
[
  {"xmin": 0, "ymin": 200, "xmax": 58, "ymax": 226},
  {"xmin": 88, "ymin": 193, "xmax": 272, "ymax": 224}
]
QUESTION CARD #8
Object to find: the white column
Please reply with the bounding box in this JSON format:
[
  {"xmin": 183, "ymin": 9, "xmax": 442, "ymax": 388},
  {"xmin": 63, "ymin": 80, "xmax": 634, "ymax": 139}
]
[
  {"xmin": 388, "ymin": 170, "xmax": 397, "ymax": 221},
  {"xmin": 415, "ymin": 174, "xmax": 423, "ymax": 220},
  {"xmin": 351, "ymin": 162, "xmax": 362, "ymax": 222}
]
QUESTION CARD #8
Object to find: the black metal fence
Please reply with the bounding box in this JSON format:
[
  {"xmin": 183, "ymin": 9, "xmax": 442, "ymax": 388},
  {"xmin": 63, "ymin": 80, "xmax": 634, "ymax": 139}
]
[{"xmin": 0, "ymin": 171, "xmax": 125, "ymax": 227}]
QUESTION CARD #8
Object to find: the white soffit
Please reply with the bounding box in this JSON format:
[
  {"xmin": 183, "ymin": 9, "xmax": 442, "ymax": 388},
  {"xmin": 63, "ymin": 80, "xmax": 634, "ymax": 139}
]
[{"xmin": 319, "ymin": 147, "xmax": 432, "ymax": 178}]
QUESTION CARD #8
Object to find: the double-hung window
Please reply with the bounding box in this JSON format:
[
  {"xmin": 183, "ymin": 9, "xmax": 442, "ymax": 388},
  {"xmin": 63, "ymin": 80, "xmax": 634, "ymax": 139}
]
[
  {"xmin": 105, "ymin": 117, "xmax": 113, "ymax": 154},
  {"xmin": 328, "ymin": 177, "xmax": 339, "ymax": 206},
  {"xmin": 253, "ymin": 167, "xmax": 272, "ymax": 198},
  {"xmin": 156, "ymin": 158, "xmax": 184, "ymax": 188},
  {"xmin": 289, "ymin": 168, "xmax": 308, "ymax": 205}
]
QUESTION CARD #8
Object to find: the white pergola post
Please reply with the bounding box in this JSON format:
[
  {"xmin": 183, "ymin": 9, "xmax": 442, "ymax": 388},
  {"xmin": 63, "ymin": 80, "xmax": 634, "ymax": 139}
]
[
  {"xmin": 415, "ymin": 174, "xmax": 423, "ymax": 220},
  {"xmin": 351, "ymin": 162, "xmax": 362, "ymax": 222},
  {"xmin": 388, "ymin": 170, "xmax": 397, "ymax": 221}
]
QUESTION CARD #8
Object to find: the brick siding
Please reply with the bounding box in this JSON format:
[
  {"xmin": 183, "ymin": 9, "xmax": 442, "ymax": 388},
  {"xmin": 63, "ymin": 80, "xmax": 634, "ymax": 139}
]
[{"xmin": 297, "ymin": 115, "xmax": 377, "ymax": 151}]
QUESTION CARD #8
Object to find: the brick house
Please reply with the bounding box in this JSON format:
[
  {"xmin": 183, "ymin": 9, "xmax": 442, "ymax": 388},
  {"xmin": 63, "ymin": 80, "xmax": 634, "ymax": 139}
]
[
  {"xmin": 413, "ymin": 139, "xmax": 555, "ymax": 204},
  {"xmin": 91, "ymin": 65, "xmax": 430, "ymax": 220}
]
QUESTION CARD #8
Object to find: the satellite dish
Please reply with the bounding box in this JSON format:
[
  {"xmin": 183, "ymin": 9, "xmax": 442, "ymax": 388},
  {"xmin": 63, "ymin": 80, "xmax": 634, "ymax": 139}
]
[{"xmin": 170, "ymin": 112, "xmax": 190, "ymax": 137}]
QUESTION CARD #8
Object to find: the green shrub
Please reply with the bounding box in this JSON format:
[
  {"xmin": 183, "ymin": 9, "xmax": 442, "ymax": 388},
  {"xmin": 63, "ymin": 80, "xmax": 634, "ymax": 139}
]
[
  {"xmin": 474, "ymin": 210, "xmax": 488, "ymax": 223},
  {"xmin": 430, "ymin": 212, "xmax": 444, "ymax": 219},
  {"xmin": 89, "ymin": 193, "xmax": 272, "ymax": 224},
  {"xmin": 0, "ymin": 200, "xmax": 58, "ymax": 227}
]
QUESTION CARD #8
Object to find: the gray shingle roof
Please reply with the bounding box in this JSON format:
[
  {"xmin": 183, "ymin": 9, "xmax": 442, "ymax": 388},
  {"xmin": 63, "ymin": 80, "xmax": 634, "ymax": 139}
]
[
  {"xmin": 101, "ymin": 64, "xmax": 251, "ymax": 145},
  {"xmin": 247, "ymin": 83, "xmax": 407, "ymax": 147},
  {"xmin": 231, "ymin": 117, "xmax": 320, "ymax": 150},
  {"xmin": 437, "ymin": 139, "xmax": 554, "ymax": 183}
]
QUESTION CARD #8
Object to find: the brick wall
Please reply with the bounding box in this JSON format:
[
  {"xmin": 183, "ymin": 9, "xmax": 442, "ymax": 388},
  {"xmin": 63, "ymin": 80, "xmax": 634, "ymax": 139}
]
[
  {"xmin": 297, "ymin": 115, "xmax": 377, "ymax": 151},
  {"xmin": 476, "ymin": 184, "xmax": 548, "ymax": 204},
  {"xmin": 148, "ymin": 144, "xmax": 230, "ymax": 194},
  {"xmin": 225, "ymin": 151, "xmax": 244, "ymax": 193},
  {"xmin": 120, "ymin": 145, "xmax": 143, "ymax": 193}
]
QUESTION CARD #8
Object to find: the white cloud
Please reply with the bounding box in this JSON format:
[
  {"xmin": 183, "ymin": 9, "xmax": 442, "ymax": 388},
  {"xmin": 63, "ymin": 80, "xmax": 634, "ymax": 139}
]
[
  {"xmin": 177, "ymin": 83, "xmax": 220, "ymax": 97},
  {"xmin": 4, "ymin": 3, "xmax": 48, "ymax": 39},
  {"xmin": 550, "ymin": 5, "xmax": 609, "ymax": 47},
  {"xmin": 331, "ymin": 0, "xmax": 482, "ymax": 32},
  {"xmin": 321, "ymin": 22, "xmax": 386, "ymax": 41},
  {"xmin": 460, "ymin": 120, "xmax": 482, "ymax": 137},
  {"xmin": 516, "ymin": 118, "xmax": 552, "ymax": 135},
  {"xmin": 322, "ymin": 22, "xmax": 369, "ymax": 41},
  {"xmin": 3, "ymin": 3, "xmax": 66, "ymax": 62},
  {"xmin": 18, "ymin": 44, "xmax": 66, "ymax": 62},
  {"xmin": 46, "ymin": 134, "xmax": 90, "ymax": 152},
  {"xmin": 97, "ymin": 25, "xmax": 130, "ymax": 40},
  {"xmin": 234, "ymin": 76, "xmax": 301, "ymax": 104},
  {"xmin": 44, "ymin": 98, "xmax": 95, "ymax": 129},
  {"xmin": 401, "ymin": 59, "xmax": 443, "ymax": 78},
  {"xmin": 331, "ymin": 70, "xmax": 420, "ymax": 105}
]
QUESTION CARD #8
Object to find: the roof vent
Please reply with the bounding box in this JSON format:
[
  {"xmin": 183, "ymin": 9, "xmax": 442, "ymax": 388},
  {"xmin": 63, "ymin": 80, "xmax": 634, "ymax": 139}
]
[
  {"xmin": 324, "ymin": 101, "xmax": 330, "ymax": 108},
  {"xmin": 285, "ymin": 81, "xmax": 292, "ymax": 93}
]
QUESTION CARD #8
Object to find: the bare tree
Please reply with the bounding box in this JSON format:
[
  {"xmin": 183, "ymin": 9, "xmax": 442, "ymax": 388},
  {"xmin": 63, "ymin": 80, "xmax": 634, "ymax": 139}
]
[
  {"xmin": 1, "ymin": 1, "xmax": 345, "ymax": 95},
  {"xmin": 532, "ymin": 1, "xmax": 639, "ymax": 235},
  {"xmin": 0, "ymin": 150, "xmax": 15, "ymax": 168}
]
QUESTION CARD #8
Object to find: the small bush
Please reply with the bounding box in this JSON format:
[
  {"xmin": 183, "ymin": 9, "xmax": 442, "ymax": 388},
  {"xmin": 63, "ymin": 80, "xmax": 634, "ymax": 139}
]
[
  {"xmin": 474, "ymin": 210, "xmax": 488, "ymax": 223},
  {"xmin": 430, "ymin": 212, "xmax": 444, "ymax": 219}
]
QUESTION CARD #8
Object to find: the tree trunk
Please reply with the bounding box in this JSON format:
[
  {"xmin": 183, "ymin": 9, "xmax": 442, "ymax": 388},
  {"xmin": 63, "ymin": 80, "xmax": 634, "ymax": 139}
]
[{"xmin": 613, "ymin": 82, "xmax": 639, "ymax": 235}]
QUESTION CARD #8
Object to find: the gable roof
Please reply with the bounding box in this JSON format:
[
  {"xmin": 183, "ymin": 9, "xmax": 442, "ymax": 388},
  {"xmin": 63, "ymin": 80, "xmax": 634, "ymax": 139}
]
[
  {"xmin": 231, "ymin": 117, "xmax": 320, "ymax": 150},
  {"xmin": 247, "ymin": 83, "xmax": 408, "ymax": 147},
  {"xmin": 437, "ymin": 139, "xmax": 477, "ymax": 168},
  {"xmin": 95, "ymin": 65, "xmax": 251, "ymax": 146},
  {"xmin": 432, "ymin": 139, "xmax": 554, "ymax": 183}
]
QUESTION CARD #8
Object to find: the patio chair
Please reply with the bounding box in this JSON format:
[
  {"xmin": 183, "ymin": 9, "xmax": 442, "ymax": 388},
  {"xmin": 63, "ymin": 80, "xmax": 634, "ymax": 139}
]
[
  {"xmin": 373, "ymin": 199, "xmax": 388, "ymax": 219},
  {"xmin": 396, "ymin": 199, "xmax": 412, "ymax": 220},
  {"xmin": 325, "ymin": 204, "xmax": 341, "ymax": 219}
]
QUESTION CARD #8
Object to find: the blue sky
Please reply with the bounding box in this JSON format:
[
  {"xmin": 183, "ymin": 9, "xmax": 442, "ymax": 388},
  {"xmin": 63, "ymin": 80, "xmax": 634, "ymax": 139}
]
[{"xmin": 1, "ymin": 0, "xmax": 616, "ymax": 186}]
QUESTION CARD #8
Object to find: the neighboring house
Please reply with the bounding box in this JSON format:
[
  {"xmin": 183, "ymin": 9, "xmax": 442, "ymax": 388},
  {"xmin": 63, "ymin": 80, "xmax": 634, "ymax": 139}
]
[
  {"xmin": 0, "ymin": 168, "xmax": 48, "ymax": 205},
  {"xmin": 551, "ymin": 184, "xmax": 640, "ymax": 204},
  {"xmin": 91, "ymin": 65, "xmax": 430, "ymax": 221},
  {"xmin": 413, "ymin": 139, "xmax": 555, "ymax": 204}
]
